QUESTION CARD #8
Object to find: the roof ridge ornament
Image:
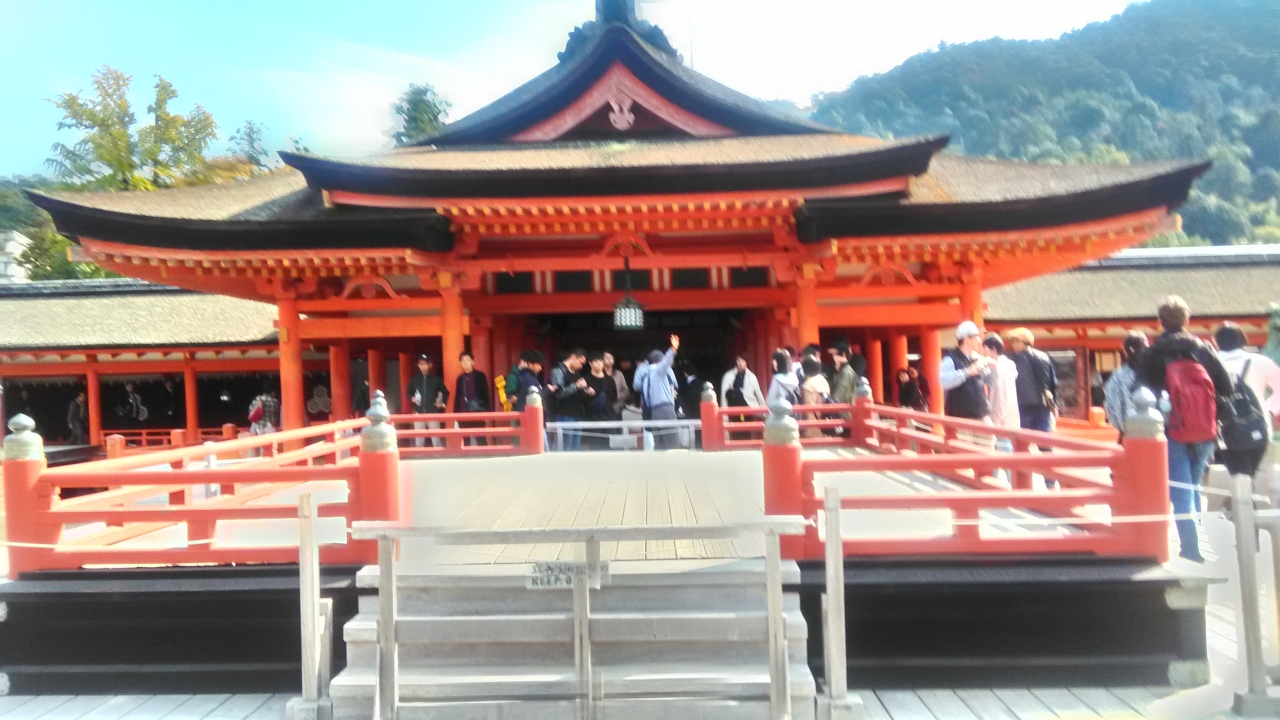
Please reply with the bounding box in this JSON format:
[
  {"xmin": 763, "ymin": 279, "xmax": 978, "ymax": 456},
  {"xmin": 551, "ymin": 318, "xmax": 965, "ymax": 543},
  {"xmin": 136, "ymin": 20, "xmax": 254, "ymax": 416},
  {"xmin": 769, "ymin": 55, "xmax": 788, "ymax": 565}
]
[{"xmin": 561, "ymin": 0, "xmax": 683, "ymax": 64}]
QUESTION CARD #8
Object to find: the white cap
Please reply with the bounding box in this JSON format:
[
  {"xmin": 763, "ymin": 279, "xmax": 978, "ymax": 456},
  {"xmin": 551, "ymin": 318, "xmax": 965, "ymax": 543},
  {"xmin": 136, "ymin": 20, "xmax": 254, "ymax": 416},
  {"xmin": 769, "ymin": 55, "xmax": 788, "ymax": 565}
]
[{"xmin": 956, "ymin": 320, "xmax": 982, "ymax": 340}]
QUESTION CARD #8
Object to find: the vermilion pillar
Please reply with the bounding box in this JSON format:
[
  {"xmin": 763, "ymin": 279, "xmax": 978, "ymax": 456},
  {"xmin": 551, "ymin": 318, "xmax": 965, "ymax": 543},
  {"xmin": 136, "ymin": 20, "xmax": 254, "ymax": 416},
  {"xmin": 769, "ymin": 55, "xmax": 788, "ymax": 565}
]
[
  {"xmin": 367, "ymin": 348, "xmax": 386, "ymax": 397},
  {"xmin": 398, "ymin": 351, "xmax": 413, "ymax": 414},
  {"xmin": 183, "ymin": 360, "xmax": 199, "ymax": 439},
  {"xmin": 329, "ymin": 340, "xmax": 351, "ymax": 421},
  {"xmin": 441, "ymin": 286, "xmax": 465, "ymax": 396},
  {"xmin": 86, "ymin": 358, "xmax": 102, "ymax": 446},
  {"xmin": 889, "ymin": 331, "xmax": 908, "ymax": 404},
  {"xmin": 278, "ymin": 298, "xmax": 306, "ymax": 431},
  {"xmin": 795, "ymin": 278, "xmax": 820, "ymax": 349},
  {"xmin": 471, "ymin": 316, "xmax": 492, "ymax": 379},
  {"xmin": 961, "ymin": 265, "xmax": 984, "ymax": 326},
  {"xmin": 866, "ymin": 335, "xmax": 884, "ymax": 404},
  {"xmin": 919, "ymin": 326, "xmax": 943, "ymax": 415}
]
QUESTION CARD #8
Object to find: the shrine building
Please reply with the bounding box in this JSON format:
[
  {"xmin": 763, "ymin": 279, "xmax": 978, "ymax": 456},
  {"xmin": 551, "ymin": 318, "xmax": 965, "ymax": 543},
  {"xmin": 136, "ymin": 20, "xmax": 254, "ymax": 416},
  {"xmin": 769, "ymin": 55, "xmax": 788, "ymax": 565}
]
[{"xmin": 9, "ymin": 1, "xmax": 1210, "ymax": 443}]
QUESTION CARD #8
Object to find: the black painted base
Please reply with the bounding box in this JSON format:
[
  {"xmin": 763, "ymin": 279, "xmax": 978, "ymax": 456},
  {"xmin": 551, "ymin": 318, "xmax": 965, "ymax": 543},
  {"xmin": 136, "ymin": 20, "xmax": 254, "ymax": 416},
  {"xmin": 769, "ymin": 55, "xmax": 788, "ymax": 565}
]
[
  {"xmin": 0, "ymin": 565, "xmax": 364, "ymax": 695},
  {"xmin": 791, "ymin": 557, "xmax": 1209, "ymax": 689}
]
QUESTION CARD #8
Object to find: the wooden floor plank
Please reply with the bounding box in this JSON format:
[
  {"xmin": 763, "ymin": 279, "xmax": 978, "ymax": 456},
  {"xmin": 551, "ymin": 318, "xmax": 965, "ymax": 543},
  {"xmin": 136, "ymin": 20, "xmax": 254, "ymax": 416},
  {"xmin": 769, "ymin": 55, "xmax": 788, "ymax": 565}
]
[
  {"xmin": 915, "ymin": 689, "xmax": 979, "ymax": 720},
  {"xmin": 704, "ymin": 472, "xmax": 764, "ymax": 558},
  {"xmin": 1069, "ymin": 687, "xmax": 1143, "ymax": 718},
  {"xmin": 526, "ymin": 476, "xmax": 594, "ymax": 562},
  {"xmin": 113, "ymin": 697, "xmax": 190, "ymax": 720},
  {"xmin": 75, "ymin": 696, "xmax": 152, "ymax": 720},
  {"xmin": 644, "ymin": 475, "xmax": 674, "ymax": 559},
  {"xmin": 991, "ymin": 689, "xmax": 1058, "ymax": 720},
  {"xmin": 954, "ymin": 689, "xmax": 1019, "ymax": 720},
  {"xmin": 855, "ymin": 690, "xmax": 894, "ymax": 720},
  {"xmin": 200, "ymin": 696, "xmax": 270, "ymax": 720},
  {"xmin": 615, "ymin": 476, "xmax": 648, "ymax": 561},
  {"xmin": 506, "ymin": 478, "xmax": 584, "ymax": 563},
  {"xmin": 554, "ymin": 474, "xmax": 612, "ymax": 562},
  {"xmin": 593, "ymin": 478, "xmax": 630, "ymax": 561},
  {"xmin": 37, "ymin": 697, "xmax": 112, "ymax": 720},
  {"xmin": 876, "ymin": 690, "xmax": 937, "ymax": 720},
  {"xmin": 1109, "ymin": 687, "xmax": 1159, "ymax": 715},
  {"xmin": 156, "ymin": 694, "xmax": 230, "ymax": 720},
  {"xmin": 683, "ymin": 474, "xmax": 733, "ymax": 558},
  {"xmin": 2, "ymin": 697, "xmax": 74, "ymax": 720},
  {"xmin": 0, "ymin": 698, "xmax": 38, "ymax": 719},
  {"xmin": 239, "ymin": 695, "xmax": 290, "ymax": 720},
  {"xmin": 1029, "ymin": 688, "xmax": 1098, "ymax": 717}
]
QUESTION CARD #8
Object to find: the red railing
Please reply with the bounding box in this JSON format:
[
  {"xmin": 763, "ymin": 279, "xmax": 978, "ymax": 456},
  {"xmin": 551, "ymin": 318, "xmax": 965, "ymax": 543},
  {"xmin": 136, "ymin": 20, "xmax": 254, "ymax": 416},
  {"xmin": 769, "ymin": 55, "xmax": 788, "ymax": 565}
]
[
  {"xmin": 104, "ymin": 425, "xmax": 245, "ymax": 457},
  {"xmin": 700, "ymin": 401, "xmax": 861, "ymax": 451},
  {"xmin": 2, "ymin": 417, "xmax": 400, "ymax": 579},
  {"xmin": 760, "ymin": 399, "xmax": 1169, "ymax": 563},
  {"xmin": 388, "ymin": 402, "xmax": 544, "ymax": 459}
]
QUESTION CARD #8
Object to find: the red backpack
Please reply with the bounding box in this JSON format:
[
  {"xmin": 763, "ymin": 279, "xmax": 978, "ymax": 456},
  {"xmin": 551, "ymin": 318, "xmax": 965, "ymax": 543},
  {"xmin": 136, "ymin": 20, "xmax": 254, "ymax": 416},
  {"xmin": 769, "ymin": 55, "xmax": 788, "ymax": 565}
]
[{"xmin": 1164, "ymin": 358, "xmax": 1218, "ymax": 443}]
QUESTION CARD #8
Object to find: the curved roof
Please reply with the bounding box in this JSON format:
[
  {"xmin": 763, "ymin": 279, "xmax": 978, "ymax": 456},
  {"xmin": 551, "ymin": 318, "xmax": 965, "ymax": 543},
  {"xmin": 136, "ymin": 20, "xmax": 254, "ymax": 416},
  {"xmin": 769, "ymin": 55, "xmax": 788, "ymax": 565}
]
[
  {"xmin": 26, "ymin": 172, "xmax": 455, "ymax": 253},
  {"xmin": 279, "ymin": 134, "xmax": 947, "ymax": 198},
  {"xmin": 795, "ymin": 157, "xmax": 1209, "ymax": 241},
  {"xmin": 422, "ymin": 24, "xmax": 830, "ymax": 146}
]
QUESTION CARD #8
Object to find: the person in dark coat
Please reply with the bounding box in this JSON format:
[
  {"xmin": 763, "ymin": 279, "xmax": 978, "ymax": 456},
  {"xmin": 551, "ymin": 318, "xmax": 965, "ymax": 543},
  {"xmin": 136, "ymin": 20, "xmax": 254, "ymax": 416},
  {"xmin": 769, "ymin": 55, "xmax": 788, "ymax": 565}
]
[
  {"xmin": 453, "ymin": 351, "xmax": 490, "ymax": 446},
  {"xmin": 67, "ymin": 391, "xmax": 88, "ymax": 444},
  {"xmin": 409, "ymin": 355, "xmax": 449, "ymax": 448}
]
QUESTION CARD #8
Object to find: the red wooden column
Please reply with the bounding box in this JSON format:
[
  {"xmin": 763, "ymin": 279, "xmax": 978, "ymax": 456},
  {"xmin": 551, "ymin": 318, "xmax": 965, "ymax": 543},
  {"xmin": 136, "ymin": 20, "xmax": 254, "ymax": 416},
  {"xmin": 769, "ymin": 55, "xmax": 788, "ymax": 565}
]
[
  {"xmin": 795, "ymin": 273, "xmax": 820, "ymax": 349},
  {"xmin": 889, "ymin": 331, "xmax": 908, "ymax": 405},
  {"xmin": 329, "ymin": 340, "xmax": 351, "ymax": 421},
  {"xmin": 471, "ymin": 316, "xmax": 492, "ymax": 379},
  {"xmin": 86, "ymin": 357, "xmax": 103, "ymax": 446},
  {"xmin": 398, "ymin": 351, "xmax": 413, "ymax": 414},
  {"xmin": 961, "ymin": 264, "xmax": 984, "ymax": 326},
  {"xmin": 183, "ymin": 358, "xmax": 199, "ymax": 439},
  {"xmin": 919, "ymin": 326, "xmax": 943, "ymax": 415},
  {"xmin": 866, "ymin": 335, "xmax": 884, "ymax": 404},
  {"xmin": 278, "ymin": 298, "xmax": 306, "ymax": 431},
  {"xmin": 367, "ymin": 348, "xmax": 386, "ymax": 397},
  {"xmin": 440, "ymin": 279, "xmax": 465, "ymax": 398}
]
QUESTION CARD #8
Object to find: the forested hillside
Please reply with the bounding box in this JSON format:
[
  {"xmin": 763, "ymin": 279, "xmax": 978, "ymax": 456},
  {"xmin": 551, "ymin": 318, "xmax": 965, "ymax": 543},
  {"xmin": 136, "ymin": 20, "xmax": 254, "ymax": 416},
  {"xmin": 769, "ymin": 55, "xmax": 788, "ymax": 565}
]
[{"xmin": 811, "ymin": 0, "xmax": 1280, "ymax": 246}]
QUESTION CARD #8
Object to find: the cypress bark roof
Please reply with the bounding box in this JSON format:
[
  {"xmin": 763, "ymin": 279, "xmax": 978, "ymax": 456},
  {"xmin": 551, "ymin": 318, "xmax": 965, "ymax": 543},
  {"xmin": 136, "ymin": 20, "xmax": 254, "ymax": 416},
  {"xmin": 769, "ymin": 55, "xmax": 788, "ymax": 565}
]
[{"xmin": 0, "ymin": 280, "xmax": 278, "ymax": 351}]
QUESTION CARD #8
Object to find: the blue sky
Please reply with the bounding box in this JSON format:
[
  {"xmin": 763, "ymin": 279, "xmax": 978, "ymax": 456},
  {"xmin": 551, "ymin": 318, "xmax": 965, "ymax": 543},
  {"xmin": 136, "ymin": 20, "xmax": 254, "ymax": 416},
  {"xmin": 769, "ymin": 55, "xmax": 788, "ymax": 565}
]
[{"xmin": 0, "ymin": 0, "xmax": 1141, "ymax": 178}]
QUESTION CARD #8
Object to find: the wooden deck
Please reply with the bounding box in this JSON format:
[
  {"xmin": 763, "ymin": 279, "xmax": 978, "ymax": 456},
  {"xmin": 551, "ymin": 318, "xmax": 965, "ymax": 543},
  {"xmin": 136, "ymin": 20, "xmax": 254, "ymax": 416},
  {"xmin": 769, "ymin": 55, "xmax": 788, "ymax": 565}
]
[{"xmin": 0, "ymin": 687, "xmax": 1188, "ymax": 720}]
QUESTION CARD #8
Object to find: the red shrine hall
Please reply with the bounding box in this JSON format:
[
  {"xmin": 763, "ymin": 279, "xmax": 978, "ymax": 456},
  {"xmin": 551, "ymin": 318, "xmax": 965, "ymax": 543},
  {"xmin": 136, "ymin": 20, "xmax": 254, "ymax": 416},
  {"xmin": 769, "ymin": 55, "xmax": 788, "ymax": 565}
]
[{"xmin": 22, "ymin": 1, "xmax": 1207, "ymax": 438}]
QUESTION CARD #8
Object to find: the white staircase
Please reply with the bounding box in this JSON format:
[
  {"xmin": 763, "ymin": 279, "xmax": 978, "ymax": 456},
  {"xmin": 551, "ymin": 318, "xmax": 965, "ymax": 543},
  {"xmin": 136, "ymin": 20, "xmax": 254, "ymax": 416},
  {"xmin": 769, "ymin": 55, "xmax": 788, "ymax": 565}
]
[{"xmin": 331, "ymin": 559, "xmax": 816, "ymax": 720}]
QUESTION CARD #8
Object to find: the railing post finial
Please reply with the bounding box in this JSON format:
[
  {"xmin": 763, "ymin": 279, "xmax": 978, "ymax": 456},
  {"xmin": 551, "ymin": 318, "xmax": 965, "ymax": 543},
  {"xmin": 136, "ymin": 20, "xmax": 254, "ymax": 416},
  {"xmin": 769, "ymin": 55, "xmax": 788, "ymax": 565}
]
[
  {"xmin": 701, "ymin": 381, "xmax": 716, "ymax": 405},
  {"xmin": 4, "ymin": 414, "xmax": 44, "ymax": 461},
  {"xmin": 361, "ymin": 390, "xmax": 397, "ymax": 452},
  {"xmin": 1125, "ymin": 386, "xmax": 1164, "ymax": 440},
  {"xmin": 526, "ymin": 385, "xmax": 543, "ymax": 408},
  {"xmin": 763, "ymin": 399, "xmax": 800, "ymax": 446}
]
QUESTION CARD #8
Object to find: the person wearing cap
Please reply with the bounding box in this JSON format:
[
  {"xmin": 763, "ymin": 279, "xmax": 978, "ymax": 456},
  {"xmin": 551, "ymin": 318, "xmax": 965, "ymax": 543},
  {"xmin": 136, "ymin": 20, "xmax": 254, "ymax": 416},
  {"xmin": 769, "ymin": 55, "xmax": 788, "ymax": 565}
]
[
  {"xmin": 409, "ymin": 354, "xmax": 449, "ymax": 448},
  {"xmin": 939, "ymin": 320, "xmax": 991, "ymax": 421},
  {"xmin": 1005, "ymin": 327, "xmax": 1058, "ymax": 435}
]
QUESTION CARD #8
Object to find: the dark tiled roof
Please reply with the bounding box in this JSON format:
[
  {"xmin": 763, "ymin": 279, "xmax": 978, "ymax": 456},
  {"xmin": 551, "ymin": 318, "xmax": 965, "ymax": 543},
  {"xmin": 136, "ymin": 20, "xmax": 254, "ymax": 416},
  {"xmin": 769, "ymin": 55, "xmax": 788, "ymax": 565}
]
[
  {"xmin": 986, "ymin": 261, "xmax": 1280, "ymax": 322},
  {"xmin": 909, "ymin": 155, "xmax": 1205, "ymax": 204},
  {"xmin": 797, "ymin": 159, "xmax": 1208, "ymax": 241},
  {"xmin": 423, "ymin": 25, "xmax": 831, "ymax": 146},
  {"xmin": 279, "ymin": 134, "xmax": 946, "ymax": 198},
  {"xmin": 0, "ymin": 283, "xmax": 278, "ymax": 351},
  {"xmin": 31, "ymin": 171, "xmax": 318, "ymax": 221}
]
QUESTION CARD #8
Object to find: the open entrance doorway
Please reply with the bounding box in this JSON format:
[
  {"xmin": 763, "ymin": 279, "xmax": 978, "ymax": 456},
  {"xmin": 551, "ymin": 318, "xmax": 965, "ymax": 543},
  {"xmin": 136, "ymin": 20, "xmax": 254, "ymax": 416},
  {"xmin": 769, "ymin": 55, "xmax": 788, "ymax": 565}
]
[{"xmin": 534, "ymin": 310, "xmax": 745, "ymax": 393}]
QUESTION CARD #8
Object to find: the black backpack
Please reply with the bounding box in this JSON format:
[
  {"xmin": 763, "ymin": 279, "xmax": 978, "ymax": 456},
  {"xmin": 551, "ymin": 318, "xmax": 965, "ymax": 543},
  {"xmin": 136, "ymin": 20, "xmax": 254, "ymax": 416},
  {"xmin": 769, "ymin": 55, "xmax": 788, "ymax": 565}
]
[{"xmin": 1220, "ymin": 359, "xmax": 1269, "ymax": 451}]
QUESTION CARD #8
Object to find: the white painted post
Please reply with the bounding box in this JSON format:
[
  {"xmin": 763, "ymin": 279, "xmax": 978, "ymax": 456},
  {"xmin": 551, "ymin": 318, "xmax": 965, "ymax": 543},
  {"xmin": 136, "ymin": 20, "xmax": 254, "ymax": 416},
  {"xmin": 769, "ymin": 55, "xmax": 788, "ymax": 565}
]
[
  {"xmin": 822, "ymin": 487, "xmax": 862, "ymax": 720},
  {"xmin": 1231, "ymin": 472, "xmax": 1280, "ymax": 717},
  {"xmin": 378, "ymin": 536, "xmax": 398, "ymax": 720},
  {"xmin": 765, "ymin": 531, "xmax": 791, "ymax": 720},
  {"xmin": 319, "ymin": 597, "xmax": 333, "ymax": 698},
  {"xmin": 299, "ymin": 494, "xmax": 320, "ymax": 703},
  {"xmin": 574, "ymin": 540, "xmax": 597, "ymax": 720}
]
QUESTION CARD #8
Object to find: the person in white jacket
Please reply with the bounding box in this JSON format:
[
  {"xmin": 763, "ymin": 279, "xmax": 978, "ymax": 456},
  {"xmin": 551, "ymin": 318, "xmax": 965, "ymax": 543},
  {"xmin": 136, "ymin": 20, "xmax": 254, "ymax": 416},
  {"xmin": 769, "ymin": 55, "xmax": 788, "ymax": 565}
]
[
  {"xmin": 720, "ymin": 354, "xmax": 766, "ymax": 408},
  {"xmin": 1215, "ymin": 323, "xmax": 1280, "ymax": 479}
]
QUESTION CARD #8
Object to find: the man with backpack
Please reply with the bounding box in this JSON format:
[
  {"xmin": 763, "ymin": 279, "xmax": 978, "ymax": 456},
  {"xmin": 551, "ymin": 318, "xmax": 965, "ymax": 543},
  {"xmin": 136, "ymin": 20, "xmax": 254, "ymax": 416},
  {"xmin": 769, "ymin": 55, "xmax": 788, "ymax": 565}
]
[
  {"xmin": 1138, "ymin": 296, "xmax": 1235, "ymax": 562},
  {"xmin": 1214, "ymin": 322, "xmax": 1279, "ymax": 479}
]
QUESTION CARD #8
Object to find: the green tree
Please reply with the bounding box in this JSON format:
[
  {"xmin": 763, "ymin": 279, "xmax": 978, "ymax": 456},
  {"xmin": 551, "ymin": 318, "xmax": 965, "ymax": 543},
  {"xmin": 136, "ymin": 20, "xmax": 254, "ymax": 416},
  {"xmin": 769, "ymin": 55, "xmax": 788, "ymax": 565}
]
[
  {"xmin": 391, "ymin": 83, "xmax": 451, "ymax": 146},
  {"xmin": 17, "ymin": 226, "xmax": 115, "ymax": 281},
  {"xmin": 47, "ymin": 66, "xmax": 219, "ymax": 190},
  {"xmin": 229, "ymin": 120, "xmax": 271, "ymax": 171}
]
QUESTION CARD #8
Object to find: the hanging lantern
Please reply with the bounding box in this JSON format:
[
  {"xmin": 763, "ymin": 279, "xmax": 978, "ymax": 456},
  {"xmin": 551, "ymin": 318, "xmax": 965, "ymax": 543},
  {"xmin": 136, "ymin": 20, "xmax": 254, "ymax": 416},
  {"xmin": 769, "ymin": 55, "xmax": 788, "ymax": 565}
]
[{"xmin": 613, "ymin": 256, "xmax": 645, "ymax": 330}]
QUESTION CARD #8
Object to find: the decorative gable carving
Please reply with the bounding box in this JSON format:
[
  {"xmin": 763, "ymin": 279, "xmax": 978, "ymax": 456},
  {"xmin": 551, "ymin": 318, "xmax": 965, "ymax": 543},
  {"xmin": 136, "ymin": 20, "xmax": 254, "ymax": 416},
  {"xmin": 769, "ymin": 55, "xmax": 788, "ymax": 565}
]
[{"xmin": 511, "ymin": 62, "xmax": 733, "ymax": 142}]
